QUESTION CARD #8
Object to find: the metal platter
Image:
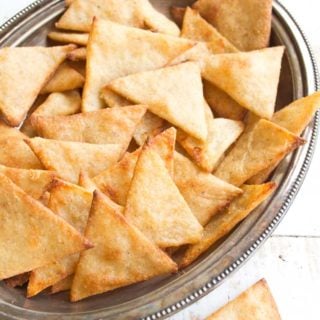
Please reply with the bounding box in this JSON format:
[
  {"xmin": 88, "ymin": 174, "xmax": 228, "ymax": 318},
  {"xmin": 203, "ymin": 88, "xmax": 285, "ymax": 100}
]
[{"xmin": 0, "ymin": 1, "xmax": 318, "ymax": 319}]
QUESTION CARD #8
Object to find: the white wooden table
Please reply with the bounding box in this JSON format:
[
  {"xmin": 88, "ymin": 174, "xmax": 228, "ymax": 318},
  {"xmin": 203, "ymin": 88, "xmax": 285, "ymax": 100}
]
[{"xmin": 1, "ymin": 1, "xmax": 320, "ymax": 319}]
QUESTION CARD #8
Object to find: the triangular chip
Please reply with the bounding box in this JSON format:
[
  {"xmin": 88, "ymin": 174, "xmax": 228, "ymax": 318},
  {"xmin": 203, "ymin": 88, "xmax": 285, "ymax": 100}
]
[
  {"xmin": 67, "ymin": 47, "xmax": 87, "ymax": 61},
  {"xmin": 26, "ymin": 138, "xmax": 123, "ymax": 183},
  {"xmin": 203, "ymin": 47, "xmax": 285, "ymax": 119},
  {"xmin": 206, "ymin": 279, "xmax": 281, "ymax": 320},
  {"xmin": 193, "ymin": 0, "xmax": 272, "ymax": 51},
  {"xmin": 0, "ymin": 45, "xmax": 75, "ymax": 126},
  {"xmin": 56, "ymin": 0, "xmax": 179, "ymax": 35},
  {"xmin": 71, "ymin": 190, "xmax": 177, "ymax": 302},
  {"xmin": 178, "ymin": 116, "xmax": 244, "ymax": 172},
  {"xmin": 214, "ymin": 119, "xmax": 305, "ymax": 186},
  {"xmin": 0, "ymin": 164, "xmax": 57, "ymax": 200},
  {"xmin": 248, "ymin": 92, "xmax": 320, "ymax": 184},
  {"xmin": 180, "ymin": 183, "xmax": 276, "ymax": 268},
  {"xmin": 40, "ymin": 62, "xmax": 84, "ymax": 94},
  {"xmin": 173, "ymin": 152, "xmax": 242, "ymax": 226},
  {"xmin": 31, "ymin": 105, "xmax": 146, "ymax": 151},
  {"xmin": 124, "ymin": 144, "xmax": 203, "ymax": 248},
  {"xmin": 93, "ymin": 127, "xmax": 176, "ymax": 206},
  {"xmin": 108, "ymin": 62, "xmax": 207, "ymax": 141},
  {"xmin": 51, "ymin": 275, "xmax": 73, "ymax": 294},
  {"xmin": 48, "ymin": 31, "xmax": 89, "ymax": 46},
  {"xmin": 0, "ymin": 173, "xmax": 90, "ymax": 280},
  {"xmin": 78, "ymin": 170, "xmax": 97, "ymax": 192},
  {"xmin": 21, "ymin": 91, "xmax": 81, "ymax": 137},
  {"xmin": 84, "ymin": 19, "xmax": 193, "ymax": 111},
  {"xmin": 27, "ymin": 179, "xmax": 93, "ymax": 297}
]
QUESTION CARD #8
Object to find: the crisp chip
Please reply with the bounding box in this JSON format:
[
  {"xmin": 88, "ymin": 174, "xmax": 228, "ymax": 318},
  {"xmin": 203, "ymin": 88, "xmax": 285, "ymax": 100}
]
[
  {"xmin": 48, "ymin": 31, "xmax": 89, "ymax": 46},
  {"xmin": 50, "ymin": 275, "xmax": 73, "ymax": 294},
  {"xmin": 180, "ymin": 183, "xmax": 276, "ymax": 268},
  {"xmin": 70, "ymin": 190, "xmax": 177, "ymax": 302},
  {"xmin": 67, "ymin": 47, "xmax": 87, "ymax": 61}
]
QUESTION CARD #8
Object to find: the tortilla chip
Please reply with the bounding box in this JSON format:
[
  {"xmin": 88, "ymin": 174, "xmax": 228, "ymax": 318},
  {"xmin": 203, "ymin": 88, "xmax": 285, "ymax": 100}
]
[
  {"xmin": 124, "ymin": 144, "xmax": 203, "ymax": 248},
  {"xmin": 50, "ymin": 275, "xmax": 73, "ymax": 294},
  {"xmin": 65, "ymin": 0, "xmax": 73, "ymax": 6},
  {"xmin": 214, "ymin": 119, "xmax": 305, "ymax": 186},
  {"xmin": 4, "ymin": 273, "xmax": 30, "ymax": 288},
  {"xmin": 248, "ymin": 92, "xmax": 320, "ymax": 184},
  {"xmin": 78, "ymin": 171, "xmax": 97, "ymax": 192},
  {"xmin": 178, "ymin": 118, "xmax": 244, "ymax": 172},
  {"xmin": 173, "ymin": 152, "xmax": 242, "ymax": 226},
  {"xmin": 101, "ymin": 88, "xmax": 132, "ymax": 108},
  {"xmin": 40, "ymin": 62, "xmax": 84, "ymax": 94},
  {"xmin": 203, "ymin": 81, "xmax": 247, "ymax": 121},
  {"xmin": 67, "ymin": 47, "xmax": 87, "ymax": 61},
  {"xmin": 48, "ymin": 31, "xmax": 89, "ymax": 46},
  {"xmin": 21, "ymin": 90, "xmax": 81, "ymax": 137},
  {"xmin": 31, "ymin": 105, "xmax": 146, "ymax": 151},
  {"xmin": 39, "ymin": 191, "xmax": 51, "ymax": 206},
  {"xmin": 25, "ymin": 138, "xmax": 123, "ymax": 183},
  {"xmin": 0, "ymin": 45, "xmax": 75, "ymax": 126},
  {"xmin": 93, "ymin": 127, "xmax": 176, "ymax": 206},
  {"xmin": 207, "ymin": 279, "xmax": 281, "ymax": 320},
  {"xmin": 108, "ymin": 62, "xmax": 207, "ymax": 141},
  {"xmin": 70, "ymin": 190, "xmax": 177, "ymax": 302},
  {"xmin": 180, "ymin": 183, "xmax": 276, "ymax": 268},
  {"xmin": 0, "ymin": 173, "xmax": 91, "ymax": 280},
  {"xmin": 193, "ymin": 0, "xmax": 272, "ymax": 51},
  {"xmin": 84, "ymin": 19, "xmax": 193, "ymax": 112},
  {"xmin": 56, "ymin": 0, "xmax": 179, "ymax": 36},
  {"xmin": 181, "ymin": 8, "xmax": 238, "ymax": 53},
  {"xmin": 0, "ymin": 120, "xmax": 25, "ymax": 139},
  {"xmin": 203, "ymin": 47, "xmax": 285, "ymax": 119},
  {"xmin": 0, "ymin": 165, "xmax": 57, "ymax": 200},
  {"xmin": 170, "ymin": 6, "xmax": 186, "ymax": 27},
  {"xmin": 27, "ymin": 179, "xmax": 93, "ymax": 297}
]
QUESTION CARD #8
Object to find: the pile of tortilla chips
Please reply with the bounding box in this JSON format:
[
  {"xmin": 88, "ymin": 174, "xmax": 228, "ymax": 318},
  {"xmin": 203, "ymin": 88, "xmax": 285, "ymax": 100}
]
[{"xmin": 0, "ymin": 0, "xmax": 318, "ymax": 303}]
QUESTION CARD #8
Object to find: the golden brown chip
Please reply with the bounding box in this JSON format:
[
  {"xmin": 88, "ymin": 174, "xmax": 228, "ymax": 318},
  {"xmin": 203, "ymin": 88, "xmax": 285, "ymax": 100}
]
[
  {"xmin": 93, "ymin": 127, "xmax": 176, "ymax": 206},
  {"xmin": 214, "ymin": 119, "xmax": 305, "ymax": 186},
  {"xmin": 124, "ymin": 144, "xmax": 203, "ymax": 248},
  {"xmin": 27, "ymin": 179, "xmax": 93, "ymax": 297},
  {"xmin": 31, "ymin": 105, "xmax": 146, "ymax": 152},
  {"xmin": 206, "ymin": 279, "xmax": 281, "ymax": 320},
  {"xmin": 0, "ymin": 45, "xmax": 75, "ymax": 126},
  {"xmin": 40, "ymin": 62, "xmax": 84, "ymax": 94},
  {"xmin": 25, "ymin": 138, "xmax": 122, "ymax": 183},
  {"xmin": 84, "ymin": 18, "xmax": 193, "ymax": 111},
  {"xmin": 4, "ymin": 273, "xmax": 30, "ymax": 288},
  {"xmin": 0, "ymin": 165, "xmax": 57, "ymax": 200},
  {"xmin": 50, "ymin": 275, "xmax": 73, "ymax": 294},
  {"xmin": 56, "ymin": 0, "xmax": 179, "ymax": 35},
  {"xmin": 67, "ymin": 47, "xmax": 87, "ymax": 61},
  {"xmin": 193, "ymin": 0, "xmax": 272, "ymax": 51},
  {"xmin": 180, "ymin": 183, "xmax": 276, "ymax": 268},
  {"xmin": 71, "ymin": 190, "xmax": 177, "ymax": 302},
  {"xmin": 173, "ymin": 152, "xmax": 242, "ymax": 226},
  {"xmin": 0, "ymin": 173, "xmax": 91, "ymax": 280},
  {"xmin": 21, "ymin": 90, "xmax": 81, "ymax": 137},
  {"xmin": 203, "ymin": 47, "xmax": 285, "ymax": 119},
  {"xmin": 78, "ymin": 170, "xmax": 97, "ymax": 192},
  {"xmin": 108, "ymin": 62, "xmax": 207, "ymax": 141},
  {"xmin": 48, "ymin": 31, "xmax": 89, "ymax": 46}
]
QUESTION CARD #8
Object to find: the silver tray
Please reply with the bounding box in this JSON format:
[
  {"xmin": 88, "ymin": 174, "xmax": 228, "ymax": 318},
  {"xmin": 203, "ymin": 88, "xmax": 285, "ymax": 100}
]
[{"xmin": 0, "ymin": 1, "xmax": 319, "ymax": 319}]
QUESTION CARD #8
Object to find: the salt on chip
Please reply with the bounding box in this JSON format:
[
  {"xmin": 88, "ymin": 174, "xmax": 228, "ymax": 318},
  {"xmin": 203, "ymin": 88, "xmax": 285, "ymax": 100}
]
[
  {"xmin": 214, "ymin": 119, "xmax": 305, "ymax": 186},
  {"xmin": 67, "ymin": 47, "xmax": 87, "ymax": 61},
  {"xmin": 25, "ymin": 138, "xmax": 123, "ymax": 183},
  {"xmin": 180, "ymin": 183, "xmax": 276, "ymax": 268},
  {"xmin": 124, "ymin": 144, "xmax": 203, "ymax": 248},
  {"xmin": 0, "ymin": 173, "xmax": 91, "ymax": 280},
  {"xmin": 48, "ymin": 31, "xmax": 89, "ymax": 46},
  {"xmin": 31, "ymin": 105, "xmax": 146, "ymax": 152},
  {"xmin": 0, "ymin": 45, "xmax": 75, "ymax": 126},
  {"xmin": 84, "ymin": 19, "xmax": 193, "ymax": 112},
  {"xmin": 0, "ymin": 164, "xmax": 57, "ymax": 200},
  {"xmin": 56, "ymin": 0, "xmax": 179, "ymax": 36},
  {"xmin": 248, "ymin": 92, "xmax": 320, "ymax": 184},
  {"xmin": 93, "ymin": 127, "xmax": 176, "ymax": 206},
  {"xmin": 193, "ymin": 0, "xmax": 272, "ymax": 51},
  {"xmin": 108, "ymin": 62, "xmax": 207, "ymax": 141},
  {"xmin": 173, "ymin": 152, "xmax": 242, "ymax": 226},
  {"xmin": 70, "ymin": 190, "xmax": 177, "ymax": 302},
  {"xmin": 21, "ymin": 90, "xmax": 81, "ymax": 137},
  {"xmin": 40, "ymin": 62, "xmax": 84, "ymax": 94},
  {"xmin": 27, "ymin": 179, "xmax": 93, "ymax": 297},
  {"xmin": 206, "ymin": 279, "xmax": 281, "ymax": 320},
  {"xmin": 203, "ymin": 47, "xmax": 285, "ymax": 119}
]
